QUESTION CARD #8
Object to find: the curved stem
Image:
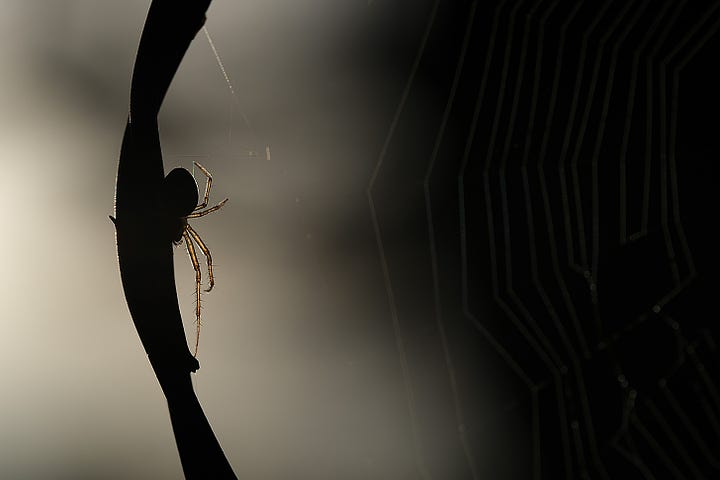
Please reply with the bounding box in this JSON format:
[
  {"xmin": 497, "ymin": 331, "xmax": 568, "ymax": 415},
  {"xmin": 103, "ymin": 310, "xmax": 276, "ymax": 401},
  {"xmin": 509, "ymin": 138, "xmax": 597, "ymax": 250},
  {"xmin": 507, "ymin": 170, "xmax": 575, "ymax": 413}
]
[{"xmin": 113, "ymin": 1, "xmax": 237, "ymax": 478}]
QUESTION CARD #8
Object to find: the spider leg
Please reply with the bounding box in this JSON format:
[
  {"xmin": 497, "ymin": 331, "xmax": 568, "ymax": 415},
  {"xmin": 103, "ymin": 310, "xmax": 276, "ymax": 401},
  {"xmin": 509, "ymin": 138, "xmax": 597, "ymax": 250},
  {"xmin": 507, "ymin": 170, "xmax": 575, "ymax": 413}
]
[
  {"xmin": 186, "ymin": 224, "xmax": 215, "ymax": 293},
  {"xmin": 186, "ymin": 198, "xmax": 228, "ymax": 218},
  {"xmin": 193, "ymin": 162, "xmax": 213, "ymax": 210},
  {"xmin": 183, "ymin": 229, "xmax": 203, "ymax": 357}
]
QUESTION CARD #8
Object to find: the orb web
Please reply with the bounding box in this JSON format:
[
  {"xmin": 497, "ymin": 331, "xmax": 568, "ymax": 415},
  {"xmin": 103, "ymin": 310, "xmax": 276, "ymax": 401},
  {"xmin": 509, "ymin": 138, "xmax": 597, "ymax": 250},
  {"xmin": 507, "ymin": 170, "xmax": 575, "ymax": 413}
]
[{"xmin": 368, "ymin": 1, "xmax": 720, "ymax": 478}]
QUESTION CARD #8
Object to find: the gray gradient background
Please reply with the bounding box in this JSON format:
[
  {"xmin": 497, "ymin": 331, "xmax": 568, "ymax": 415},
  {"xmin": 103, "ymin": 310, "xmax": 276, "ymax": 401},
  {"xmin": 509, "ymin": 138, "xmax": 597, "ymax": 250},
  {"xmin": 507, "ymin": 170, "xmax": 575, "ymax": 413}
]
[{"xmin": 0, "ymin": 1, "xmax": 506, "ymax": 478}]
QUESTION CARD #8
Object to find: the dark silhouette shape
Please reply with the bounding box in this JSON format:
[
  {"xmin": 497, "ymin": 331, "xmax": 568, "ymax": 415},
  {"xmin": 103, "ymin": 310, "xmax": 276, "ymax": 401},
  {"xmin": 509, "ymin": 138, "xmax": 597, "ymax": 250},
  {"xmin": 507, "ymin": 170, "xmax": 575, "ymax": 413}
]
[{"xmin": 112, "ymin": 1, "xmax": 237, "ymax": 478}]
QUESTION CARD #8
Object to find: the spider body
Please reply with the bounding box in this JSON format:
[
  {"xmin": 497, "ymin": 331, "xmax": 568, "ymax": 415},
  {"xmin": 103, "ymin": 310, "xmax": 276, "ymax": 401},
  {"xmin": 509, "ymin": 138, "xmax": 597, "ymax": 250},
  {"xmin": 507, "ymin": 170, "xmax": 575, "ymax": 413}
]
[
  {"xmin": 162, "ymin": 167, "xmax": 199, "ymax": 218},
  {"xmin": 161, "ymin": 168, "xmax": 197, "ymax": 244},
  {"xmin": 161, "ymin": 162, "xmax": 228, "ymax": 356}
]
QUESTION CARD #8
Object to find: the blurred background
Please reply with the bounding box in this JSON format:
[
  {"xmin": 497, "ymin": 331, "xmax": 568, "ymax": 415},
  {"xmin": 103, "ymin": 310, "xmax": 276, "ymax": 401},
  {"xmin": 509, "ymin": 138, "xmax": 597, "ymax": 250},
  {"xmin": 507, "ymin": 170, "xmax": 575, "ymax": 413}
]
[
  {"xmin": 1, "ymin": 1, "xmax": 475, "ymax": 478},
  {"xmin": 1, "ymin": 1, "xmax": 719, "ymax": 479}
]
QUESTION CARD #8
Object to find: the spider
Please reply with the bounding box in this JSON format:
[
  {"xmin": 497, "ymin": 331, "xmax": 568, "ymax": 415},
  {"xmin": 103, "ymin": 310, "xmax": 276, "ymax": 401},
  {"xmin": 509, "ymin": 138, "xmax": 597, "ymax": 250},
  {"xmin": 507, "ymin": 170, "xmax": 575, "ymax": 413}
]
[{"xmin": 162, "ymin": 161, "xmax": 228, "ymax": 357}]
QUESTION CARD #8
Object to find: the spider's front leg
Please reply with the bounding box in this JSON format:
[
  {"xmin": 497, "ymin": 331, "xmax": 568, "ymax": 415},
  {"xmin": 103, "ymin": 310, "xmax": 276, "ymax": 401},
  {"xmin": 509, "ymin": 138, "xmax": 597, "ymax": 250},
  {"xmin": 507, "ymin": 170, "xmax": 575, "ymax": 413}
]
[
  {"xmin": 182, "ymin": 229, "xmax": 203, "ymax": 356},
  {"xmin": 187, "ymin": 161, "xmax": 228, "ymax": 218},
  {"xmin": 187, "ymin": 198, "xmax": 228, "ymax": 218},
  {"xmin": 193, "ymin": 162, "xmax": 213, "ymax": 211}
]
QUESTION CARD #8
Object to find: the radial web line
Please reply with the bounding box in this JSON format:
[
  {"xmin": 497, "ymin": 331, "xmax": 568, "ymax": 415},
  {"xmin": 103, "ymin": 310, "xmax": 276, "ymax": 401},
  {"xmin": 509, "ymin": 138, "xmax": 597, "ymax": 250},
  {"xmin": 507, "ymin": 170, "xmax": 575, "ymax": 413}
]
[
  {"xmin": 520, "ymin": 2, "xmax": 576, "ymax": 477},
  {"xmin": 483, "ymin": 0, "xmax": 561, "ymax": 381},
  {"xmin": 657, "ymin": 1, "xmax": 720, "ymax": 305},
  {"xmin": 568, "ymin": 0, "xmax": 632, "ymax": 280},
  {"xmin": 536, "ymin": 1, "xmax": 591, "ymax": 362},
  {"xmin": 458, "ymin": 0, "xmax": 535, "ymax": 388},
  {"xmin": 422, "ymin": 2, "xmax": 479, "ymax": 478},
  {"xmin": 668, "ymin": 4, "xmax": 720, "ymax": 279},
  {"xmin": 589, "ymin": 0, "xmax": 649, "ymax": 280},
  {"xmin": 618, "ymin": 0, "xmax": 673, "ymax": 243},
  {"xmin": 483, "ymin": 3, "xmax": 566, "ymax": 478},
  {"xmin": 567, "ymin": 4, "xmax": 639, "ymax": 477},
  {"xmin": 644, "ymin": 397, "xmax": 707, "ymax": 479},
  {"xmin": 203, "ymin": 26, "xmax": 251, "ymax": 129},
  {"xmin": 583, "ymin": 1, "xmax": 650, "ymax": 367},
  {"xmin": 557, "ymin": 0, "xmax": 612, "ymax": 274},
  {"xmin": 635, "ymin": 0, "xmax": 687, "ymax": 242},
  {"xmin": 631, "ymin": 414, "xmax": 688, "ymax": 480},
  {"xmin": 494, "ymin": 4, "xmax": 571, "ymax": 476},
  {"xmin": 500, "ymin": 0, "xmax": 566, "ymax": 369},
  {"xmin": 534, "ymin": 9, "xmax": 603, "ymax": 477},
  {"xmin": 366, "ymin": 2, "xmax": 441, "ymax": 478},
  {"xmin": 202, "ymin": 25, "xmax": 264, "ymax": 160}
]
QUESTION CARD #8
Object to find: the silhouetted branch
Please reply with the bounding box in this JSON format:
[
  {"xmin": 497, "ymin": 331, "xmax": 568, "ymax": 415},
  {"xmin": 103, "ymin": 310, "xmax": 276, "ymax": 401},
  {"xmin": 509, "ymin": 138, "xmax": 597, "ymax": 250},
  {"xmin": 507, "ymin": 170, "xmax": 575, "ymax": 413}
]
[{"xmin": 113, "ymin": 1, "xmax": 237, "ymax": 478}]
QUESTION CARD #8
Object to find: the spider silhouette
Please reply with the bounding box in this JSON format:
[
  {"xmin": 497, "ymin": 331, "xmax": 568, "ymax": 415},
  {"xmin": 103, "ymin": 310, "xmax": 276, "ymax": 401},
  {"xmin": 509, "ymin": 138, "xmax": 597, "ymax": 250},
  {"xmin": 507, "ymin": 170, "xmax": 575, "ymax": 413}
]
[{"xmin": 161, "ymin": 161, "xmax": 228, "ymax": 356}]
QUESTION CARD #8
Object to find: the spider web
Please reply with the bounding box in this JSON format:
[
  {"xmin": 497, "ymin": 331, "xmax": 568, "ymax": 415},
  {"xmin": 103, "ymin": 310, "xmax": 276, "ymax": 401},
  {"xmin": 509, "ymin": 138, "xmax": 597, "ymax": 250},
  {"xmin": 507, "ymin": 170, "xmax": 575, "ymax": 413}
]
[
  {"xmin": 166, "ymin": 23, "xmax": 268, "ymax": 173},
  {"xmin": 164, "ymin": 22, "xmax": 271, "ymax": 362},
  {"xmin": 202, "ymin": 26, "xmax": 270, "ymax": 162},
  {"xmin": 368, "ymin": 0, "xmax": 720, "ymax": 478},
  {"xmin": 162, "ymin": 1, "xmax": 720, "ymax": 476}
]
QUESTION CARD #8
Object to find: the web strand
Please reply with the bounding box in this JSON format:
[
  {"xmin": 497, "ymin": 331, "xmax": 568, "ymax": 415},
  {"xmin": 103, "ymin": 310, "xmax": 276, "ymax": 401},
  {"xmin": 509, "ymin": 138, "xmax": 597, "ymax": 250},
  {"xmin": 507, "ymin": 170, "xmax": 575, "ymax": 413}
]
[{"xmin": 203, "ymin": 25, "xmax": 270, "ymax": 160}]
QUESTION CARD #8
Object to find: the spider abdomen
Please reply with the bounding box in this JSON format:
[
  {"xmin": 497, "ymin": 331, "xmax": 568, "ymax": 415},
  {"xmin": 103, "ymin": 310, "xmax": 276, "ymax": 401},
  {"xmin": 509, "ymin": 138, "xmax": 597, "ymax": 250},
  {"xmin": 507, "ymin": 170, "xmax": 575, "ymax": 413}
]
[{"xmin": 161, "ymin": 168, "xmax": 199, "ymax": 218}]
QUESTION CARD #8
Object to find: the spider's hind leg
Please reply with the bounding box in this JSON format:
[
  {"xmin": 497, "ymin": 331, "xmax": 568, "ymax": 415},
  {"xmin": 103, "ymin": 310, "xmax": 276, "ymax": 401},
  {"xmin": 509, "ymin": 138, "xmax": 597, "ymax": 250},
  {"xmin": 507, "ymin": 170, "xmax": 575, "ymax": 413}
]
[
  {"xmin": 183, "ymin": 229, "xmax": 203, "ymax": 356},
  {"xmin": 187, "ymin": 224, "xmax": 216, "ymax": 292}
]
